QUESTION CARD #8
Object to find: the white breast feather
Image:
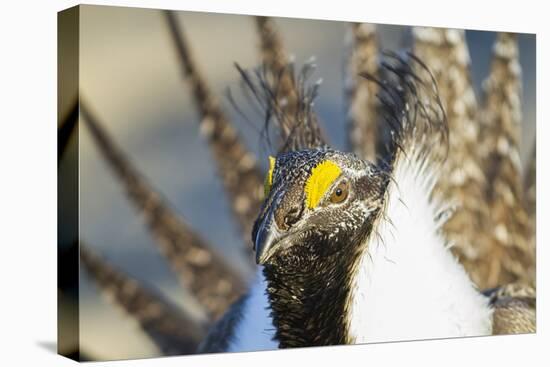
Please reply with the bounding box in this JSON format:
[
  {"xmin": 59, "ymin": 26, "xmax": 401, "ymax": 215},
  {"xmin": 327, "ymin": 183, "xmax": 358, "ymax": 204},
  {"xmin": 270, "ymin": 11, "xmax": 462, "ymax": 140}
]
[
  {"xmin": 227, "ymin": 268, "xmax": 278, "ymax": 352},
  {"xmin": 347, "ymin": 150, "xmax": 493, "ymax": 343}
]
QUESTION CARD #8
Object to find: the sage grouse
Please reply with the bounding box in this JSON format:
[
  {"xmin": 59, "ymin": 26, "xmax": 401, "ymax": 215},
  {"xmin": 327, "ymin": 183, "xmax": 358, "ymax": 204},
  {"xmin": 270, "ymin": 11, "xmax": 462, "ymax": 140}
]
[{"xmin": 65, "ymin": 11, "xmax": 535, "ymax": 359}]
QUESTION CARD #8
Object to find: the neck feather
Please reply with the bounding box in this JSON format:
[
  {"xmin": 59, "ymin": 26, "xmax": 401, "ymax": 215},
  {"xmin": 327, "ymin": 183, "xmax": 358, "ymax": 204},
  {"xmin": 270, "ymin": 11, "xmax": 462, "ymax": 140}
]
[{"xmin": 263, "ymin": 245, "xmax": 361, "ymax": 347}]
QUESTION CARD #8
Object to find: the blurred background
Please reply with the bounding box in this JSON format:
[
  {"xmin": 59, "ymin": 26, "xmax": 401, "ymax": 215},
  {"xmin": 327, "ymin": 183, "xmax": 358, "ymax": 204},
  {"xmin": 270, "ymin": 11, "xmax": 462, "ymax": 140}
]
[{"xmin": 58, "ymin": 4, "xmax": 535, "ymax": 360}]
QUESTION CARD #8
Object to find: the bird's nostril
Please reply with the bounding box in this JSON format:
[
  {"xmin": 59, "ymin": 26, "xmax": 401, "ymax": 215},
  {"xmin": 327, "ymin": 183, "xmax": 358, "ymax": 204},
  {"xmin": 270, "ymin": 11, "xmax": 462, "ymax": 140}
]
[
  {"xmin": 275, "ymin": 203, "xmax": 302, "ymax": 231},
  {"xmin": 273, "ymin": 186, "xmax": 305, "ymax": 231},
  {"xmin": 285, "ymin": 207, "xmax": 301, "ymax": 227}
]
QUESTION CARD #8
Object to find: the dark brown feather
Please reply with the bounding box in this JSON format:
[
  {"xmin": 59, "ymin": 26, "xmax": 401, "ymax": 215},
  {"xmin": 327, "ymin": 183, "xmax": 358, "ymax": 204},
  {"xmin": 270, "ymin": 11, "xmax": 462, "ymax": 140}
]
[
  {"xmin": 413, "ymin": 27, "xmax": 497, "ymax": 288},
  {"xmin": 164, "ymin": 10, "xmax": 264, "ymax": 248},
  {"xmin": 478, "ymin": 33, "xmax": 534, "ymax": 287},
  {"xmin": 80, "ymin": 100, "xmax": 245, "ymax": 319},
  {"xmin": 485, "ymin": 283, "xmax": 536, "ymax": 334},
  {"xmin": 345, "ymin": 23, "xmax": 380, "ymax": 162},
  {"xmin": 80, "ymin": 244, "xmax": 206, "ymax": 355},
  {"xmin": 255, "ymin": 16, "xmax": 298, "ymax": 141}
]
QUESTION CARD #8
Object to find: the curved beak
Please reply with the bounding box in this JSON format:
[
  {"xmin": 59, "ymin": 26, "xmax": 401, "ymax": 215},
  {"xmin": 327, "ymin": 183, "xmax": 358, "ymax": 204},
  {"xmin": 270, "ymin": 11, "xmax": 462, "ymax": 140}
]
[{"xmin": 254, "ymin": 204, "xmax": 281, "ymax": 265}]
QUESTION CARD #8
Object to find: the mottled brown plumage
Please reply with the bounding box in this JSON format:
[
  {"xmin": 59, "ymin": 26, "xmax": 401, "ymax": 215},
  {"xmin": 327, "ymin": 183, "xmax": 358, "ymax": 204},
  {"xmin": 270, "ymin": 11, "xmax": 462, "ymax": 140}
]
[
  {"xmin": 486, "ymin": 283, "xmax": 536, "ymax": 334},
  {"xmin": 478, "ymin": 33, "xmax": 534, "ymax": 287},
  {"xmin": 81, "ymin": 100, "xmax": 245, "ymax": 319},
  {"xmin": 234, "ymin": 59, "xmax": 326, "ymax": 152},
  {"xmin": 164, "ymin": 11, "xmax": 264, "ymax": 247},
  {"xmin": 80, "ymin": 244, "xmax": 206, "ymax": 355},
  {"xmin": 255, "ymin": 16, "xmax": 299, "ymax": 142},
  {"xmin": 413, "ymin": 28, "xmax": 531, "ymax": 288},
  {"xmin": 411, "ymin": 27, "xmax": 489, "ymax": 288},
  {"xmin": 345, "ymin": 23, "xmax": 380, "ymax": 162}
]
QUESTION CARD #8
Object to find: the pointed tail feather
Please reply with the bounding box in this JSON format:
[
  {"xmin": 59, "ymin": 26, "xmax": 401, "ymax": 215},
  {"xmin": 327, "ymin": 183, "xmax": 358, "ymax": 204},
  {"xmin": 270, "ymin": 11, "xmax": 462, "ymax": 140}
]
[
  {"xmin": 251, "ymin": 16, "xmax": 326, "ymax": 152},
  {"xmin": 255, "ymin": 16, "xmax": 298, "ymax": 141},
  {"xmin": 412, "ymin": 27, "xmax": 501, "ymax": 288},
  {"xmin": 345, "ymin": 23, "xmax": 380, "ymax": 163},
  {"xmin": 360, "ymin": 51, "xmax": 447, "ymax": 170},
  {"xmin": 478, "ymin": 33, "xmax": 534, "ymax": 287},
  {"xmin": 234, "ymin": 60, "xmax": 326, "ymax": 152},
  {"xmin": 366, "ymin": 53, "xmax": 536, "ymax": 335},
  {"xmin": 80, "ymin": 100, "xmax": 246, "ymax": 319},
  {"xmin": 163, "ymin": 10, "xmax": 264, "ymax": 248},
  {"xmin": 80, "ymin": 244, "xmax": 206, "ymax": 355}
]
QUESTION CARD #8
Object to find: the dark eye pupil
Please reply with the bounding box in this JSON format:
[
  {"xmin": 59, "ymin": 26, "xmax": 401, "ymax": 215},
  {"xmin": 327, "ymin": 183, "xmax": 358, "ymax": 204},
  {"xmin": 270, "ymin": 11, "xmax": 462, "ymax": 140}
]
[{"xmin": 335, "ymin": 188, "xmax": 342, "ymax": 196}]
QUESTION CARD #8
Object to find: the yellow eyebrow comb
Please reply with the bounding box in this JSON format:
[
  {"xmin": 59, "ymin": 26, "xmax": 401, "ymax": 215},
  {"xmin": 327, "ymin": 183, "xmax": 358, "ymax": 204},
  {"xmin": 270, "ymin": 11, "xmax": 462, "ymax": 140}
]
[
  {"xmin": 304, "ymin": 160, "xmax": 342, "ymax": 209},
  {"xmin": 264, "ymin": 156, "xmax": 276, "ymax": 197}
]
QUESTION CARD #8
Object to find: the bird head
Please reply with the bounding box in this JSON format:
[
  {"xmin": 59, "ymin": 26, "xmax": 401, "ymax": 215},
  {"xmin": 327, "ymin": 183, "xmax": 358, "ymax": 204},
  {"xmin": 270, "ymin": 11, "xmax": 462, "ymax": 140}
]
[{"xmin": 252, "ymin": 147, "xmax": 386, "ymax": 270}]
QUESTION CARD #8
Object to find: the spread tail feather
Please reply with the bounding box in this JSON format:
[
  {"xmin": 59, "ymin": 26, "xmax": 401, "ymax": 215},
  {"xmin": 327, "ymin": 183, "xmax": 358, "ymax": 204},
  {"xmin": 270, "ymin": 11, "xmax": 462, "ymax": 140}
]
[{"xmin": 80, "ymin": 99, "xmax": 246, "ymax": 319}]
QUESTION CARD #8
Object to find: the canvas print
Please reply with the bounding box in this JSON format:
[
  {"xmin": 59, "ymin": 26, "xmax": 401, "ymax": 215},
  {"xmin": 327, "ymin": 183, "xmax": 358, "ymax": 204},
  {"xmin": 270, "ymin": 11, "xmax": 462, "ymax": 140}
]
[{"xmin": 57, "ymin": 4, "xmax": 536, "ymax": 361}]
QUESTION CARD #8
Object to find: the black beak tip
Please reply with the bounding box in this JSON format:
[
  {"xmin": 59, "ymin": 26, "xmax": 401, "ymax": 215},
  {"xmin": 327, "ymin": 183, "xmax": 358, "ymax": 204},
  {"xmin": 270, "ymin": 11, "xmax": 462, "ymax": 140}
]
[{"xmin": 254, "ymin": 225, "xmax": 278, "ymax": 265}]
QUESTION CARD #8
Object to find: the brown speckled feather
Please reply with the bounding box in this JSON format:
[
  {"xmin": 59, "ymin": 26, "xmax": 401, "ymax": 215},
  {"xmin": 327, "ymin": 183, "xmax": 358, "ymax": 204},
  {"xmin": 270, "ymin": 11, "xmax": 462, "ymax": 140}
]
[
  {"xmin": 80, "ymin": 244, "xmax": 206, "ymax": 355},
  {"xmin": 255, "ymin": 16, "xmax": 298, "ymax": 142},
  {"xmin": 478, "ymin": 33, "xmax": 535, "ymax": 287},
  {"xmin": 234, "ymin": 59, "xmax": 326, "ymax": 152},
  {"xmin": 345, "ymin": 23, "xmax": 380, "ymax": 162},
  {"xmin": 412, "ymin": 27, "xmax": 492, "ymax": 288},
  {"xmin": 81, "ymin": 100, "xmax": 245, "ymax": 319},
  {"xmin": 164, "ymin": 11, "xmax": 264, "ymax": 248},
  {"xmin": 486, "ymin": 283, "xmax": 536, "ymax": 334},
  {"xmin": 244, "ymin": 17, "xmax": 326, "ymax": 152}
]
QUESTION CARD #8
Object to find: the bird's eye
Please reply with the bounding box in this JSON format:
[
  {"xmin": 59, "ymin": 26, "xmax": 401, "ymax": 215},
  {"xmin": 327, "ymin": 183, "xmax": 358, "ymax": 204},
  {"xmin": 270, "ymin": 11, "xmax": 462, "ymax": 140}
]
[{"xmin": 329, "ymin": 181, "xmax": 349, "ymax": 204}]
